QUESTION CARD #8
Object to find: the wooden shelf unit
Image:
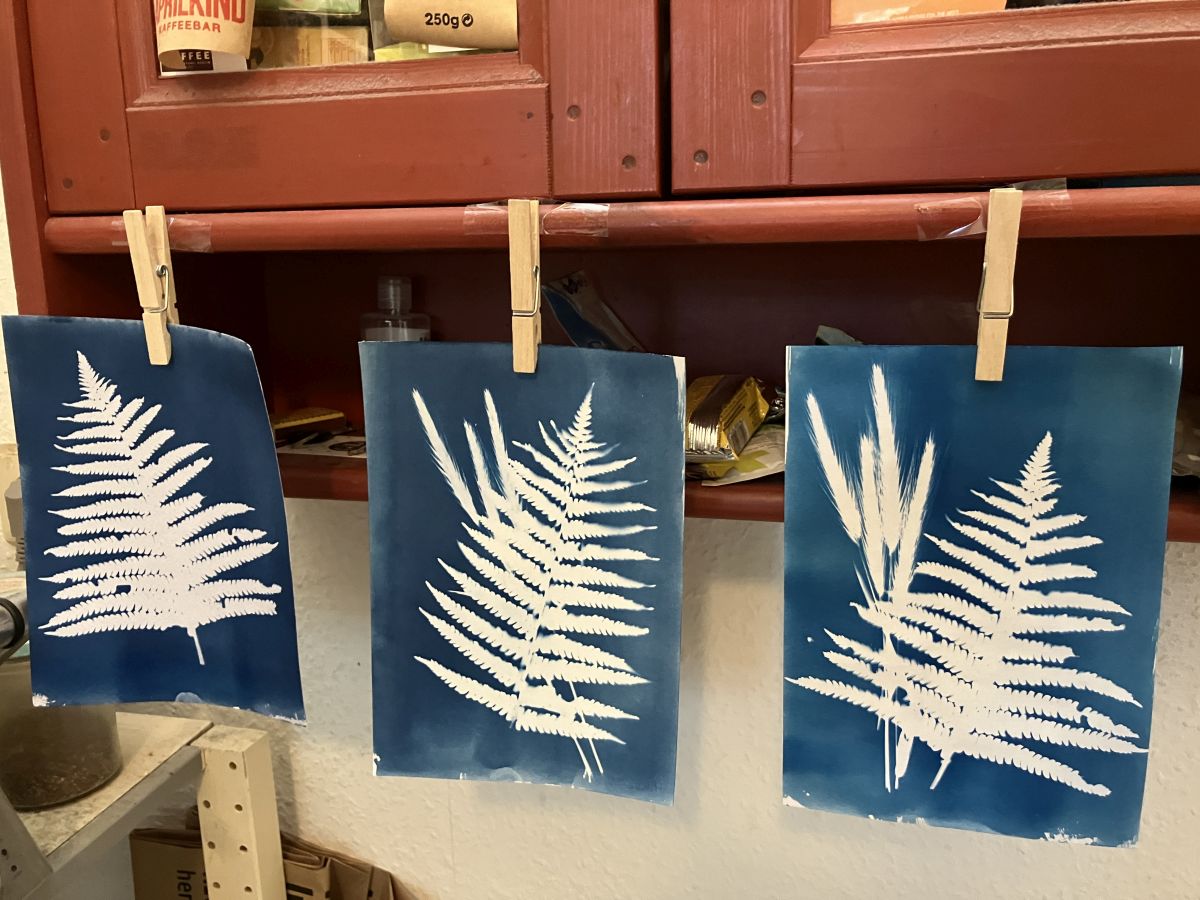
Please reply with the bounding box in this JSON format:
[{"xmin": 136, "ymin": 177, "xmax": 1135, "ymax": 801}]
[
  {"xmin": 0, "ymin": 714, "xmax": 211, "ymax": 899},
  {"xmin": 278, "ymin": 454, "xmax": 1200, "ymax": 541}
]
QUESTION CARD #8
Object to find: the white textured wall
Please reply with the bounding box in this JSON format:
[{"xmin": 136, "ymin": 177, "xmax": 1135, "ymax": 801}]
[
  {"xmin": 1, "ymin": 175, "xmax": 1198, "ymax": 898},
  {"xmin": 183, "ymin": 509, "xmax": 1196, "ymax": 900}
]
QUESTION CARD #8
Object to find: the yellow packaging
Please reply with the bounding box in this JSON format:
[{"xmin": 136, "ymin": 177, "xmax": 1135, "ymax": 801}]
[
  {"xmin": 685, "ymin": 375, "xmax": 768, "ymax": 465},
  {"xmin": 270, "ymin": 406, "xmax": 347, "ymax": 438},
  {"xmin": 832, "ymin": 0, "xmax": 1004, "ymax": 25}
]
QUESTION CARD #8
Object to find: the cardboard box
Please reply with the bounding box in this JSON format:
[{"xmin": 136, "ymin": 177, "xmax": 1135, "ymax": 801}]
[{"xmin": 130, "ymin": 829, "xmax": 408, "ymax": 900}]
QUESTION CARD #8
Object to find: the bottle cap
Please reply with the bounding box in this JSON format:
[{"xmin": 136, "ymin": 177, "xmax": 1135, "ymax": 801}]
[{"xmin": 378, "ymin": 276, "xmax": 413, "ymax": 313}]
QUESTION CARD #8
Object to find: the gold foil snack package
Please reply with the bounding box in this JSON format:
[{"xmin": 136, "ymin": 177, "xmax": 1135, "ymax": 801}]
[{"xmin": 685, "ymin": 375, "xmax": 769, "ymax": 465}]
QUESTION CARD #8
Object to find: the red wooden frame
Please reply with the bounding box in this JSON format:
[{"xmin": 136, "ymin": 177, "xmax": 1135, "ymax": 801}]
[
  {"xmin": 673, "ymin": 0, "xmax": 1200, "ymax": 192},
  {"xmin": 24, "ymin": 0, "xmax": 661, "ymax": 213},
  {"xmin": 0, "ymin": 0, "xmax": 136, "ymax": 319},
  {"xmin": 0, "ymin": 0, "xmax": 51, "ymax": 311},
  {"xmin": 670, "ymin": 1, "xmax": 792, "ymax": 192}
]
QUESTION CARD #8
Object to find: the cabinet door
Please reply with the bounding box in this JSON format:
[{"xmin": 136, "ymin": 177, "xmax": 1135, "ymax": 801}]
[
  {"xmin": 672, "ymin": 0, "xmax": 1200, "ymax": 191},
  {"xmin": 29, "ymin": 0, "xmax": 660, "ymax": 212}
]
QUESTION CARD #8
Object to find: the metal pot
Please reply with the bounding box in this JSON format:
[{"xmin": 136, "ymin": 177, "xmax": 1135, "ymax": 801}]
[{"xmin": 0, "ymin": 590, "xmax": 123, "ymax": 810}]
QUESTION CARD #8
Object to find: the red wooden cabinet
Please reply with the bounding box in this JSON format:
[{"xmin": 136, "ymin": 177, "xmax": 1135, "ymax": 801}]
[
  {"xmin": 24, "ymin": 0, "xmax": 662, "ymax": 213},
  {"xmin": 5, "ymin": 0, "xmax": 1200, "ymax": 539},
  {"xmin": 671, "ymin": 0, "xmax": 1200, "ymax": 192}
]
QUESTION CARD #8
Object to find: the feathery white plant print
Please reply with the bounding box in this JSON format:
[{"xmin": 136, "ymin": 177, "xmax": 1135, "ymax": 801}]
[
  {"xmin": 41, "ymin": 352, "xmax": 281, "ymax": 665},
  {"xmin": 907, "ymin": 432, "xmax": 1143, "ymax": 795},
  {"xmin": 791, "ymin": 381, "xmax": 1144, "ymax": 795},
  {"xmin": 784, "ymin": 345, "xmax": 1180, "ymax": 844},
  {"xmin": 799, "ymin": 365, "xmax": 935, "ymax": 791},
  {"xmin": 413, "ymin": 385, "xmax": 656, "ymax": 782}
]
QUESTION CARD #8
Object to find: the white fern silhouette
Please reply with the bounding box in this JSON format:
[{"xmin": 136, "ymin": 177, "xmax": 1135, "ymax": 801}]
[
  {"xmin": 40, "ymin": 352, "xmax": 282, "ymax": 665},
  {"xmin": 791, "ymin": 430, "xmax": 1145, "ymax": 796},
  {"xmin": 799, "ymin": 365, "xmax": 936, "ymax": 791},
  {"xmin": 413, "ymin": 386, "xmax": 656, "ymax": 782}
]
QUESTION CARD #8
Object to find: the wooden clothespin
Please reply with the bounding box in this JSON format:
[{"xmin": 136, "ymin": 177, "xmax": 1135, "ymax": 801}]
[
  {"xmin": 975, "ymin": 188, "xmax": 1023, "ymax": 381},
  {"xmin": 123, "ymin": 205, "xmax": 179, "ymax": 366},
  {"xmin": 508, "ymin": 199, "xmax": 541, "ymax": 374}
]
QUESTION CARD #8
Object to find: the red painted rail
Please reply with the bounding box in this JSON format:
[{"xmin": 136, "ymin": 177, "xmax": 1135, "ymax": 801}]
[{"xmin": 45, "ymin": 187, "xmax": 1200, "ymax": 254}]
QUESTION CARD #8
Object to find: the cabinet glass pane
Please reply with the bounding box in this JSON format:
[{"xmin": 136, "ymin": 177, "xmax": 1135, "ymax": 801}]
[
  {"xmin": 156, "ymin": 0, "xmax": 514, "ymax": 75},
  {"xmin": 831, "ymin": 0, "xmax": 1156, "ymax": 27}
]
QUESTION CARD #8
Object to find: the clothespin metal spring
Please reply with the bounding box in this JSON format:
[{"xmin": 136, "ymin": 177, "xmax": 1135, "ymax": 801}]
[{"xmin": 511, "ymin": 265, "xmax": 541, "ymax": 319}]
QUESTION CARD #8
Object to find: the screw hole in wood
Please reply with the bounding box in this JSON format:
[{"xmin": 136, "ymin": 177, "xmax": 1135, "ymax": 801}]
[
  {"xmin": 567, "ymin": 105, "xmax": 581, "ymax": 120},
  {"xmin": 622, "ymin": 155, "xmax": 637, "ymax": 170},
  {"xmin": 751, "ymin": 90, "xmax": 767, "ymax": 106},
  {"xmin": 693, "ymin": 150, "xmax": 709, "ymax": 164}
]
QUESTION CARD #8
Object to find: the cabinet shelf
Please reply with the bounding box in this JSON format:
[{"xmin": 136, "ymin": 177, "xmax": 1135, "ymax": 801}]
[
  {"xmin": 44, "ymin": 186, "xmax": 1200, "ymax": 255},
  {"xmin": 278, "ymin": 454, "xmax": 1200, "ymax": 541}
]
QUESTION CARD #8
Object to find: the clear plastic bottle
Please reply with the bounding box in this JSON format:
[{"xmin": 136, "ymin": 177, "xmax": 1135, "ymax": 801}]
[{"xmin": 361, "ymin": 276, "xmax": 431, "ymax": 341}]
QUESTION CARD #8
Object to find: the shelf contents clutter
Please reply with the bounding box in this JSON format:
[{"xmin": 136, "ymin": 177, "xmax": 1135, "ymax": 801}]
[
  {"xmin": 153, "ymin": 0, "xmax": 517, "ymax": 75},
  {"xmin": 267, "ymin": 259, "xmax": 1199, "ymax": 536}
]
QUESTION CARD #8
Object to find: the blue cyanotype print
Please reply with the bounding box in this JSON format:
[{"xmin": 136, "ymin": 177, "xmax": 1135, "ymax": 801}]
[
  {"xmin": 4, "ymin": 316, "xmax": 304, "ymax": 721},
  {"xmin": 362, "ymin": 343, "xmax": 685, "ymax": 804},
  {"xmin": 784, "ymin": 345, "xmax": 1181, "ymax": 846}
]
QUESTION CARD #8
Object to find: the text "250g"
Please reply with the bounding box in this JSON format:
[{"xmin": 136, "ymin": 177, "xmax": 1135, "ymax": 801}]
[{"xmin": 425, "ymin": 11, "xmax": 474, "ymax": 28}]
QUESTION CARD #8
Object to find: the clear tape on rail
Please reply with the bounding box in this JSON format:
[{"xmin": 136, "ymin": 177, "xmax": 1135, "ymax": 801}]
[
  {"xmin": 543, "ymin": 203, "xmax": 610, "ymax": 237},
  {"xmin": 915, "ymin": 179, "xmax": 1072, "ymax": 241},
  {"xmin": 463, "ymin": 202, "xmax": 611, "ymax": 237},
  {"xmin": 110, "ymin": 217, "xmax": 213, "ymax": 253},
  {"xmin": 915, "ymin": 197, "xmax": 986, "ymax": 241}
]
